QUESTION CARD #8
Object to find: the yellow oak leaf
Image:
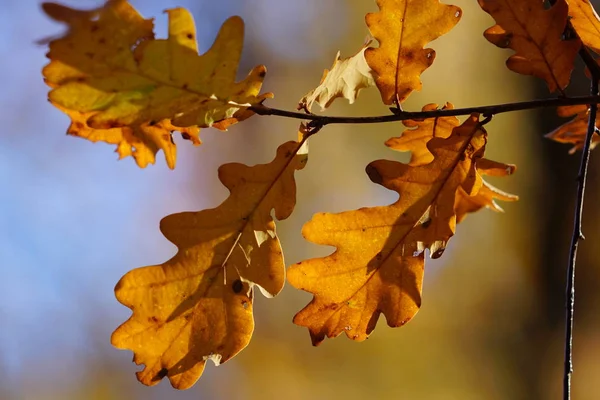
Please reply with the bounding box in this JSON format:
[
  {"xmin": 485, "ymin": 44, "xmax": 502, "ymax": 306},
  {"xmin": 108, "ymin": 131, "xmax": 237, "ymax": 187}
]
[
  {"xmin": 288, "ymin": 115, "xmax": 488, "ymax": 345},
  {"xmin": 42, "ymin": 1, "xmax": 271, "ymax": 168},
  {"xmin": 455, "ymin": 179, "xmax": 518, "ymax": 223},
  {"xmin": 299, "ymin": 42, "xmax": 375, "ymax": 112},
  {"xmin": 385, "ymin": 103, "xmax": 459, "ymax": 165},
  {"xmin": 455, "ymin": 154, "xmax": 517, "ymax": 223},
  {"xmin": 566, "ymin": 0, "xmax": 600, "ymax": 54},
  {"xmin": 54, "ymin": 104, "xmax": 200, "ymax": 168},
  {"xmin": 365, "ymin": 0, "xmax": 462, "ymax": 104},
  {"xmin": 385, "ymin": 103, "xmax": 517, "ymax": 220},
  {"xmin": 476, "ymin": 157, "xmax": 517, "ymax": 177},
  {"xmin": 112, "ymin": 140, "xmax": 308, "ymax": 389},
  {"xmin": 546, "ymin": 105, "xmax": 600, "ymax": 153},
  {"xmin": 478, "ymin": 0, "xmax": 581, "ymax": 93}
]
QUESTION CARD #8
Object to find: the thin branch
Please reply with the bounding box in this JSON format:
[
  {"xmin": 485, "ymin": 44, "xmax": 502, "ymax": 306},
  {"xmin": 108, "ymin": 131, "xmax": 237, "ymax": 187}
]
[
  {"xmin": 563, "ymin": 76, "xmax": 598, "ymax": 400},
  {"xmin": 251, "ymin": 95, "xmax": 600, "ymax": 126},
  {"xmin": 577, "ymin": 46, "xmax": 600, "ymax": 78}
]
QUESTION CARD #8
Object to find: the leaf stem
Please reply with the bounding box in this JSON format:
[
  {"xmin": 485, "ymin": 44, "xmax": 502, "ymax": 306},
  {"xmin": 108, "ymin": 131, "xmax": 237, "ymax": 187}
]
[
  {"xmin": 251, "ymin": 95, "xmax": 600, "ymax": 126},
  {"xmin": 563, "ymin": 77, "xmax": 598, "ymax": 400}
]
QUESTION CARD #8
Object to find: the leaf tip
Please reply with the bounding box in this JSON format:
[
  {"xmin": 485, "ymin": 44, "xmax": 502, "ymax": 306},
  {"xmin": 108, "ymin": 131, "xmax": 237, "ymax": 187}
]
[{"xmin": 365, "ymin": 162, "xmax": 383, "ymax": 185}]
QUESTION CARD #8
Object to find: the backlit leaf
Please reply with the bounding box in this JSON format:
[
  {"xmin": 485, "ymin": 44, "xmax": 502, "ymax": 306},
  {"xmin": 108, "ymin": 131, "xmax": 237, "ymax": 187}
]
[
  {"xmin": 455, "ymin": 158, "xmax": 517, "ymax": 223},
  {"xmin": 567, "ymin": 0, "xmax": 600, "ymax": 54},
  {"xmin": 365, "ymin": 0, "xmax": 462, "ymax": 104},
  {"xmin": 43, "ymin": 1, "xmax": 271, "ymax": 168},
  {"xmin": 478, "ymin": 0, "xmax": 581, "ymax": 93},
  {"xmin": 385, "ymin": 102, "xmax": 459, "ymax": 165},
  {"xmin": 385, "ymin": 103, "xmax": 517, "ymax": 220},
  {"xmin": 111, "ymin": 140, "xmax": 307, "ymax": 389},
  {"xmin": 299, "ymin": 43, "xmax": 375, "ymax": 112},
  {"xmin": 546, "ymin": 105, "xmax": 600, "ymax": 153},
  {"xmin": 455, "ymin": 180, "xmax": 518, "ymax": 223},
  {"xmin": 288, "ymin": 115, "xmax": 489, "ymax": 345}
]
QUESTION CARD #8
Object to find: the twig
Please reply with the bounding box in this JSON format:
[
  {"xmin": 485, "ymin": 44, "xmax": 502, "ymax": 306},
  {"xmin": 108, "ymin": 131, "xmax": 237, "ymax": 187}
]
[
  {"xmin": 563, "ymin": 75, "xmax": 598, "ymax": 400},
  {"xmin": 577, "ymin": 46, "xmax": 600, "ymax": 79},
  {"xmin": 251, "ymin": 95, "xmax": 600, "ymax": 126}
]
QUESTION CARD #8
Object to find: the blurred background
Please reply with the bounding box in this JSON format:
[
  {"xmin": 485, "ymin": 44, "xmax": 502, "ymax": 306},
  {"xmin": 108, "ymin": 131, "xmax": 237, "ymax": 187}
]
[{"xmin": 1, "ymin": 0, "xmax": 599, "ymax": 399}]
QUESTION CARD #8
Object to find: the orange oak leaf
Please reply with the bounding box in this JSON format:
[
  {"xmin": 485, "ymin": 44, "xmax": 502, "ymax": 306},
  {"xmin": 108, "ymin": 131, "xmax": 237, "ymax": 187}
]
[
  {"xmin": 299, "ymin": 42, "xmax": 375, "ymax": 112},
  {"xmin": 111, "ymin": 140, "xmax": 307, "ymax": 389},
  {"xmin": 288, "ymin": 115, "xmax": 488, "ymax": 345},
  {"xmin": 42, "ymin": 1, "xmax": 271, "ymax": 168},
  {"xmin": 455, "ymin": 158, "xmax": 517, "ymax": 223},
  {"xmin": 53, "ymin": 104, "xmax": 200, "ymax": 168},
  {"xmin": 546, "ymin": 105, "xmax": 600, "ymax": 153},
  {"xmin": 478, "ymin": 0, "xmax": 581, "ymax": 93},
  {"xmin": 455, "ymin": 180, "xmax": 518, "ymax": 223},
  {"xmin": 385, "ymin": 103, "xmax": 460, "ymax": 165},
  {"xmin": 365, "ymin": 0, "xmax": 462, "ymax": 104},
  {"xmin": 385, "ymin": 103, "xmax": 517, "ymax": 220},
  {"xmin": 566, "ymin": 0, "xmax": 600, "ymax": 54}
]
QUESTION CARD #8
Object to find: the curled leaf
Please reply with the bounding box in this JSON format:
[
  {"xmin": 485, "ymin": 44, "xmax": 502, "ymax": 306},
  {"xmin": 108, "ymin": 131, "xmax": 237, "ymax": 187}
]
[
  {"xmin": 112, "ymin": 140, "xmax": 307, "ymax": 389},
  {"xmin": 455, "ymin": 157, "xmax": 517, "ymax": 223},
  {"xmin": 288, "ymin": 115, "xmax": 489, "ymax": 345},
  {"xmin": 43, "ymin": 1, "xmax": 271, "ymax": 168},
  {"xmin": 546, "ymin": 105, "xmax": 600, "ymax": 153},
  {"xmin": 455, "ymin": 180, "xmax": 518, "ymax": 223},
  {"xmin": 386, "ymin": 103, "xmax": 517, "ymax": 220},
  {"xmin": 385, "ymin": 102, "xmax": 459, "ymax": 165},
  {"xmin": 299, "ymin": 43, "xmax": 375, "ymax": 112}
]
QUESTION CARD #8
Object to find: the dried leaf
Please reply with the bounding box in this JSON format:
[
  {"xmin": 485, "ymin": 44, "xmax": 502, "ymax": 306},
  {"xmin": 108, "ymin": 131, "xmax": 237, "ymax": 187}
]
[
  {"xmin": 112, "ymin": 140, "xmax": 307, "ymax": 389},
  {"xmin": 288, "ymin": 115, "xmax": 488, "ymax": 345},
  {"xmin": 478, "ymin": 0, "xmax": 581, "ymax": 93},
  {"xmin": 385, "ymin": 103, "xmax": 459, "ymax": 165},
  {"xmin": 43, "ymin": 1, "xmax": 271, "ymax": 168},
  {"xmin": 365, "ymin": 0, "xmax": 462, "ymax": 104},
  {"xmin": 385, "ymin": 103, "xmax": 517, "ymax": 220},
  {"xmin": 546, "ymin": 105, "xmax": 600, "ymax": 153},
  {"xmin": 455, "ymin": 180, "xmax": 518, "ymax": 223},
  {"xmin": 455, "ymin": 157, "xmax": 517, "ymax": 222},
  {"xmin": 54, "ymin": 104, "xmax": 200, "ymax": 167},
  {"xmin": 567, "ymin": 0, "xmax": 600, "ymax": 54},
  {"xmin": 299, "ymin": 43, "xmax": 375, "ymax": 112}
]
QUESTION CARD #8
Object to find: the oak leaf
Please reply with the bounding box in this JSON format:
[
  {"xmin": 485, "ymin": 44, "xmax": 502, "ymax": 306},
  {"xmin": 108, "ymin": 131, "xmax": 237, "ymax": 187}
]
[
  {"xmin": 546, "ymin": 105, "xmax": 600, "ymax": 153},
  {"xmin": 299, "ymin": 43, "xmax": 375, "ymax": 112},
  {"xmin": 385, "ymin": 103, "xmax": 460, "ymax": 165},
  {"xmin": 566, "ymin": 0, "xmax": 600, "ymax": 54},
  {"xmin": 365, "ymin": 0, "xmax": 462, "ymax": 104},
  {"xmin": 455, "ymin": 180, "xmax": 518, "ymax": 223},
  {"xmin": 478, "ymin": 0, "xmax": 581, "ymax": 93},
  {"xmin": 455, "ymin": 156, "xmax": 518, "ymax": 223},
  {"xmin": 385, "ymin": 103, "xmax": 517, "ymax": 220},
  {"xmin": 288, "ymin": 115, "xmax": 488, "ymax": 345},
  {"xmin": 111, "ymin": 140, "xmax": 307, "ymax": 389},
  {"xmin": 43, "ymin": 1, "xmax": 271, "ymax": 168},
  {"xmin": 53, "ymin": 104, "xmax": 200, "ymax": 167}
]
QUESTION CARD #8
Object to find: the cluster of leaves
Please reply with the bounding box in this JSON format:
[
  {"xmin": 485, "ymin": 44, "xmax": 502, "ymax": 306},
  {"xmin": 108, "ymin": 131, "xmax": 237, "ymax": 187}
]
[{"xmin": 42, "ymin": 0, "xmax": 600, "ymax": 390}]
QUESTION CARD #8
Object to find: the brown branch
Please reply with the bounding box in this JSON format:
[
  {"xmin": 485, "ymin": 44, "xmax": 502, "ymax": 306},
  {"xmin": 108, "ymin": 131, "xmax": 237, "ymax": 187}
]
[
  {"xmin": 562, "ymin": 78, "xmax": 598, "ymax": 400},
  {"xmin": 563, "ymin": 79, "xmax": 598, "ymax": 400},
  {"xmin": 251, "ymin": 95, "xmax": 600, "ymax": 126},
  {"xmin": 577, "ymin": 45, "xmax": 600, "ymax": 78}
]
